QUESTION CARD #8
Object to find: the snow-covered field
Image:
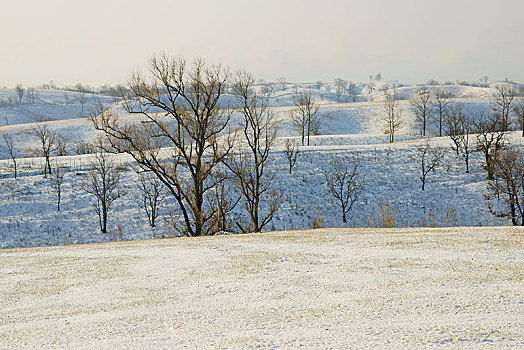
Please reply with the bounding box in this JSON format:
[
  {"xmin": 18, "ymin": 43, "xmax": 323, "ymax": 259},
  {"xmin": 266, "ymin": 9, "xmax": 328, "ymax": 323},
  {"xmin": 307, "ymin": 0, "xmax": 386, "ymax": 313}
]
[
  {"xmin": 1, "ymin": 227, "xmax": 523, "ymax": 348},
  {"xmin": 0, "ymin": 82, "xmax": 523, "ymax": 248}
]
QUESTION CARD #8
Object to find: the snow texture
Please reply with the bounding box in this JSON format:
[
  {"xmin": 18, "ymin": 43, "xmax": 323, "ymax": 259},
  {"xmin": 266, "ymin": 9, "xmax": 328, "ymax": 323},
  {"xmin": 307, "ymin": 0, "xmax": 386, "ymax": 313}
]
[{"xmin": 1, "ymin": 227, "xmax": 523, "ymax": 348}]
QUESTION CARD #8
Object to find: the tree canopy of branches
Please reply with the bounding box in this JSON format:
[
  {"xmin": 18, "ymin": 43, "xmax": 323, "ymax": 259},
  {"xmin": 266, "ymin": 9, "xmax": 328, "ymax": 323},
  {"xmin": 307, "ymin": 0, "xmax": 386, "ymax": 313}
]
[
  {"xmin": 27, "ymin": 87, "xmax": 39, "ymax": 104},
  {"xmin": 2, "ymin": 133, "xmax": 17, "ymax": 179},
  {"xmin": 291, "ymin": 88, "xmax": 320, "ymax": 146},
  {"xmin": 91, "ymin": 55, "xmax": 233, "ymax": 237},
  {"xmin": 514, "ymin": 98, "xmax": 524, "ymax": 137},
  {"xmin": 486, "ymin": 146, "xmax": 524, "ymax": 226},
  {"xmin": 137, "ymin": 172, "xmax": 165, "ymax": 228},
  {"xmin": 418, "ymin": 139, "xmax": 445, "ymax": 191},
  {"xmin": 15, "ymin": 84, "xmax": 24, "ymax": 104},
  {"xmin": 445, "ymin": 104, "xmax": 473, "ymax": 173},
  {"xmin": 491, "ymin": 84, "xmax": 517, "ymax": 131},
  {"xmin": 226, "ymin": 71, "xmax": 281, "ymax": 233},
  {"xmin": 432, "ymin": 87, "xmax": 453, "ymax": 136},
  {"xmin": 382, "ymin": 89, "xmax": 403, "ymax": 143},
  {"xmin": 474, "ymin": 112, "xmax": 506, "ymax": 180},
  {"xmin": 410, "ymin": 87, "xmax": 431, "ymax": 136},
  {"xmin": 325, "ymin": 156, "xmax": 363, "ymax": 223},
  {"xmin": 32, "ymin": 123, "xmax": 56, "ymax": 176},
  {"xmin": 284, "ymin": 138, "xmax": 299, "ymax": 174},
  {"xmin": 82, "ymin": 148, "xmax": 123, "ymax": 233},
  {"xmin": 333, "ymin": 78, "xmax": 347, "ymax": 102}
]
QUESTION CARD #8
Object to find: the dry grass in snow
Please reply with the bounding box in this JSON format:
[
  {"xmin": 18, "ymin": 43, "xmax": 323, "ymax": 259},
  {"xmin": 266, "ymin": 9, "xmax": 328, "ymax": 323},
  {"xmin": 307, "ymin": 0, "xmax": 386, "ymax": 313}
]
[{"xmin": 1, "ymin": 227, "xmax": 523, "ymax": 349}]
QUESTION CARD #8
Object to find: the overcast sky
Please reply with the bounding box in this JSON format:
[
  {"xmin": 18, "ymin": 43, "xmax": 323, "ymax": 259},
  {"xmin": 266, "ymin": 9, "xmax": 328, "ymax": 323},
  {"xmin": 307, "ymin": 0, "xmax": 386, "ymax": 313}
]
[{"xmin": 1, "ymin": 0, "xmax": 523, "ymax": 87}]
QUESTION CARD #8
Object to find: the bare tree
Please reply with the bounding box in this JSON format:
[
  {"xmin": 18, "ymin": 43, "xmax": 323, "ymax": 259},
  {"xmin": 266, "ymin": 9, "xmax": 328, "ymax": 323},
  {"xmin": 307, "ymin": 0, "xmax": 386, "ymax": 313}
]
[
  {"xmin": 410, "ymin": 87, "xmax": 431, "ymax": 136},
  {"xmin": 91, "ymin": 55, "xmax": 233, "ymax": 237},
  {"xmin": 291, "ymin": 88, "xmax": 320, "ymax": 146},
  {"xmin": 474, "ymin": 112, "xmax": 506, "ymax": 180},
  {"xmin": 78, "ymin": 92, "xmax": 87, "ymax": 115},
  {"xmin": 82, "ymin": 148, "xmax": 123, "ymax": 233},
  {"xmin": 325, "ymin": 156, "xmax": 363, "ymax": 223},
  {"xmin": 382, "ymin": 89, "xmax": 403, "ymax": 143},
  {"xmin": 333, "ymin": 78, "xmax": 347, "ymax": 102},
  {"xmin": 32, "ymin": 123, "xmax": 56, "ymax": 176},
  {"xmin": 207, "ymin": 169, "xmax": 240, "ymax": 233},
  {"xmin": 277, "ymin": 77, "xmax": 287, "ymax": 90},
  {"xmin": 284, "ymin": 138, "xmax": 299, "ymax": 174},
  {"xmin": 445, "ymin": 103, "xmax": 465, "ymax": 156},
  {"xmin": 366, "ymin": 82, "xmax": 376, "ymax": 95},
  {"xmin": 226, "ymin": 71, "xmax": 281, "ymax": 233},
  {"xmin": 52, "ymin": 161, "xmax": 65, "ymax": 211},
  {"xmin": 486, "ymin": 145, "xmax": 524, "ymax": 226},
  {"xmin": 2, "ymin": 133, "xmax": 17, "ymax": 179},
  {"xmin": 15, "ymin": 84, "xmax": 24, "ymax": 104},
  {"xmin": 137, "ymin": 172, "xmax": 165, "ymax": 227},
  {"xmin": 513, "ymin": 98, "xmax": 524, "ymax": 137},
  {"xmin": 260, "ymin": 81, "xmax": 274, "ymax": 97},
  {"xmin": 347, "ymin": 81, "xmax": 358, "ymax": 102},
  {"xmin": 432, "ymin": 88, "xmax": 453, "ymax": 136},
  {"xmin": 418, "ymin": 139, "xmax": 445, "ymax": 191},
  {"xmin": 26, "ymin": 87, "xmax": 39, "ymax": 104},
  {"xmin": 491, "ymin": 84, "xmax": 517, "ymax": 131},
  {"xmin": 456, "ymin": 114, "xmax": 474, "ymax": 174},
  {"xmin": 445, "ymin": 104, "xmax": 474, "ymax": 173},
  {"xmin": 55, "ymin": 133, "xmax": 69, "ymax": 156}
]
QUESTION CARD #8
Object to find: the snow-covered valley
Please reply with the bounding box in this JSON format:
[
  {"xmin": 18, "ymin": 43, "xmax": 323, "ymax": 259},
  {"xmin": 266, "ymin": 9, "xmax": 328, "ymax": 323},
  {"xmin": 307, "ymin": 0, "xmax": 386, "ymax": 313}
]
[{"xmin": 0, "ymin": 82, "xmax": 523, "ymax": 247}]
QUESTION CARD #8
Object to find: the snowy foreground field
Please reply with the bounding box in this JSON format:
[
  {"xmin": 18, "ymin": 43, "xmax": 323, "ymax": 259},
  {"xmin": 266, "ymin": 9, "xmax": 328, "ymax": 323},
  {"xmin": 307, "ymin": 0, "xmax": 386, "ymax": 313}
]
[{"xmin": 1, "ymin": 227, "xmax": 523, "ymax": 349}]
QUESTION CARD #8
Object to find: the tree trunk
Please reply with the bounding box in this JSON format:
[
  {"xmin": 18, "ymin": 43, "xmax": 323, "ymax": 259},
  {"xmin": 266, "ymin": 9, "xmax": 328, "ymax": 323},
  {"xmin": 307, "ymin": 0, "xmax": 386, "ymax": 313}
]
[
  {"xmin": 102, "ymin": 205, "xmax": 108, "ymax": 233},
  {"xmin": 486, "ymin": 153, "xmax": 494, "ymax": 180}
]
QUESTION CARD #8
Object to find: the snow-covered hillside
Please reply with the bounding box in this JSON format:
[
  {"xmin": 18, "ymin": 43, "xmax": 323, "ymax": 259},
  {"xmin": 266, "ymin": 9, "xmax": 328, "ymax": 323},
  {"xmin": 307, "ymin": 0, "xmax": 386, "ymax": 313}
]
[
  {"xmin": 0, "ymin": 89, "xmax": 118, "ymax": 126},
  {"xmin": 1, "ymin": 227, "xmax": 522, "ymax": 348},
  {"xmin": 0, "ymin": 81, "xmax": 523, "ymax": 248}
]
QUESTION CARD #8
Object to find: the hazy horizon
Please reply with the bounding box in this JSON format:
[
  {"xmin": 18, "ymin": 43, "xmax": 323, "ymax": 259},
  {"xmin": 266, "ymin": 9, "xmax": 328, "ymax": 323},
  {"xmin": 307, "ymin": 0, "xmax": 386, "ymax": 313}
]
[{"xmin": 1, "ymin": 0, "xmax": 523, "ymax": 88}]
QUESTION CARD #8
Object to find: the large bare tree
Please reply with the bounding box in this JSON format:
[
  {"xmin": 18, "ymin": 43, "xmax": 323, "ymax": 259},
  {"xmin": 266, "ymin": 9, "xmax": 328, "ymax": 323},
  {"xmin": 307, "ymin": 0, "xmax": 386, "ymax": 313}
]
[
  {"xmin": 291, "ymin": 88, "xmax": 320, "ymax": 146},
  {"xmin": 410, "ymin": 87, "xmax": 431, "ymax": 136},
  {"xmin": 226, "ymin": 71, "xmax": 281, "ymax": 233},
  {"xmin": 91, "ymin": 55, "xmax": 233, "ymax": 237},
  {"xmin": 382, "ymin": 89, "xmax": 403, "ymax": 143}
]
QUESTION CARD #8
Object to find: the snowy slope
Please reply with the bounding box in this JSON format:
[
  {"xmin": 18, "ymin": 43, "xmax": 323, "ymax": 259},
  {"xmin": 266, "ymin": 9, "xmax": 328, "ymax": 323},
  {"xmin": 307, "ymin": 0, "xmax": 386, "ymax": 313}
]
[
  {"xmin": 1, "ymin": 227, "xmax": 522, "ymax": 348},
  {"xmin": 0, "ymin": 81, "xmax": 522, "ymax": 248},
  {"xmin": 0, "ymin": 89, "xmax": 118, "ymax": 126}
]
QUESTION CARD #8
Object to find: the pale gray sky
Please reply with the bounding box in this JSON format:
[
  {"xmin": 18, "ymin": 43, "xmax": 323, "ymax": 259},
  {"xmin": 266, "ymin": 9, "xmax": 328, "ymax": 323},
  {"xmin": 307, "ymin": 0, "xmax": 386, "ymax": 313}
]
[{"xmin": 1, "ymin": 0, "xmax": 523, "ymax": 87}]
